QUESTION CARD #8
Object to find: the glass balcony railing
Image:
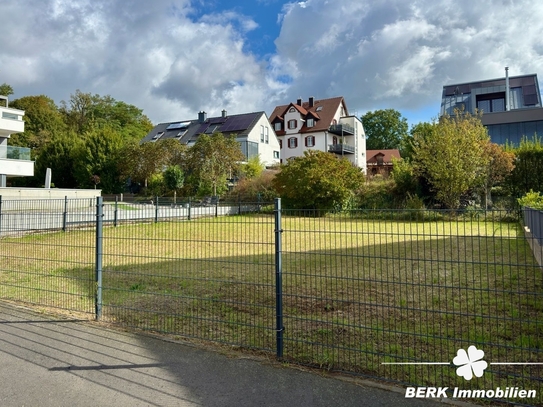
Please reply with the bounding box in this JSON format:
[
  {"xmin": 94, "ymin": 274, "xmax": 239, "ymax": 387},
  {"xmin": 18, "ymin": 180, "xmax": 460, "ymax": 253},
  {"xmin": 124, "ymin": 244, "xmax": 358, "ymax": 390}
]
[{"xmin": 0, "ymin": 145, "xmax": 32, "ymax": 161}]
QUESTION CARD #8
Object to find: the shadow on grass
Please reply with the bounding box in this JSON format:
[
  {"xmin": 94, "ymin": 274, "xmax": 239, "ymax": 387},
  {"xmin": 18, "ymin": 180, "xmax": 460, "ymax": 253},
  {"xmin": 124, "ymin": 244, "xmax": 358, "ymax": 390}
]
[{"xmin": 2, "ymin": 220, "xmax": 542, "ymax": 400}]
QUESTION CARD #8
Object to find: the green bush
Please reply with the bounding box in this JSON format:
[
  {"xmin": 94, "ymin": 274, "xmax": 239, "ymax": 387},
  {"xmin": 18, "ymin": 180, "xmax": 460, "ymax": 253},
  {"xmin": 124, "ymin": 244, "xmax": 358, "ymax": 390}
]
[
  {"xmin": 225, "ymin": 171, "xmax": 277, "ymax": 203},
  {"xmin": 273, "ymin": 151, "xmax": 365, "ymax": 213},
  {"xmin": 357, "ymin": 179, "xmax": 398, "ymax": 209},
  {"xmin": 517, "ymin": 190, "xmax": 543, "ymax": 210}
]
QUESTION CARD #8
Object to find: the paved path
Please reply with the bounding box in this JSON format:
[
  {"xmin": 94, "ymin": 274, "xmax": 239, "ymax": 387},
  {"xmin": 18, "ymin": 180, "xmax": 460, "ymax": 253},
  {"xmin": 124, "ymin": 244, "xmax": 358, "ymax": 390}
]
[{"xmin": 0, "ymin": 302, "xmax": 455, "ymax": 407}]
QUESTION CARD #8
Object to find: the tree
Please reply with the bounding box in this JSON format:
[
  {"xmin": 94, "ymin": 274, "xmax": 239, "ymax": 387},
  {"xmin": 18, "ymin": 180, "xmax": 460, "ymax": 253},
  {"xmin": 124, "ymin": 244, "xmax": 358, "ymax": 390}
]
[
  {"xmin": 34, "ymin": 132, "xmax": 82, "ymax": 188},
  {"xmin": 118, "ymin": 139, "xmax": 186, "ymax": 189},
  {"xmin": 402, "ymin": 122, "xmax": 435, "ymax": 160},
  {"xmin": 504, "ymin": 136, "xmax": 543, "ymax": 197},
  {"xmin": 480, "ymin": 142, "xmax": 515, "ymax": 209},
  {"xmin": 0, "ymin": 83, "xmax": 13, "ymax": 106},
  {"xmin": 185, "ymin": 133, "xmax": 245, "ymax": 196},
  {"xmin": 241, "ymin": 155, "xmax": 264, "ymax": 179},
  {"xmin": 60, "ymin": 90, "xmax": 153, "ymax": 139},
  {"xmin": 73, "ymin": 126, "xmax": 125, "ymax": 193},
  {"xmin": 272, "ymin": 150, "xmax": 365, "ymax": 213},
  {"xmin": 412, "ymin": 111, "xmax": 490, "ymax": 209},
  {"xmin": 163, "ymin": 165, "xmax": 184, "ymax": 194},
  {"xmin": 362, "ymin": 109, "xmax": 408, "ymax": 150},
  {"xmin": 9, "ymin": 95, "xmax": 67, "ymax": 151}
]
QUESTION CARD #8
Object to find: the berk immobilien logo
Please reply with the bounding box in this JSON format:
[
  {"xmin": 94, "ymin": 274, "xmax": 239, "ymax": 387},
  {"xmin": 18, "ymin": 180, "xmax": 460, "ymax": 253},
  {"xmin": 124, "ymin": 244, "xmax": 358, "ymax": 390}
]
[{"xmin": 382, "ymin": 345, "xmax": 542, "ymax": 400}]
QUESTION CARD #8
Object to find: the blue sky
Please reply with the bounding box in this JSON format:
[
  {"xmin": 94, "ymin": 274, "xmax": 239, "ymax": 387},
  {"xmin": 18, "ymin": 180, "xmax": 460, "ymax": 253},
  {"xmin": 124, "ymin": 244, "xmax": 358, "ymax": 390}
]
[{"xmin": 2, "ymin": 0, "xmax": 543, "ymax": 129}]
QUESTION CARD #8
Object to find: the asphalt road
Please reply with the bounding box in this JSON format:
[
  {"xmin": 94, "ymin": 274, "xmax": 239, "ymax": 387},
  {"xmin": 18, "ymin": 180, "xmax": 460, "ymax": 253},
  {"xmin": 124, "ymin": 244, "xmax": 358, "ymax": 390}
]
[{"xmin": 0, "ymin": 302, "xmax": 457, "ymax": 407}]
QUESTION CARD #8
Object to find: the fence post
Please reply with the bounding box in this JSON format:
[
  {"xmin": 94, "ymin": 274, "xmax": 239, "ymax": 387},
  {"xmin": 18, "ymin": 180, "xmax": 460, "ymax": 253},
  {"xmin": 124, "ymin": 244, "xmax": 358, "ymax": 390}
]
[
  {"xmin": 188, "ymin": 197, "xmax": 191, "ymax": 221},
  {"xmin": 62, "ymin": 196, "xmax": 68, "ymax": 232},
  {"xmin": 215, "ymin": 197, "xmax": 218, "ymax": 218},
  {"xmin": 114, "ymin": 196, "xmax": 118, "ymax": 227},
  {"xmin": 0, "ymin": 195, "xmax": 2, "ymax": 237},
  {"xmin": 274, "ymin": 198, "xmax": 284, "ymax": 358},
  {"xmin": 155, "ymin": 196, "xmax": 159, "ymax": 223},
  {"xmin": 95, "ymin": 196, "xmax": 103, "ymax": 320}
]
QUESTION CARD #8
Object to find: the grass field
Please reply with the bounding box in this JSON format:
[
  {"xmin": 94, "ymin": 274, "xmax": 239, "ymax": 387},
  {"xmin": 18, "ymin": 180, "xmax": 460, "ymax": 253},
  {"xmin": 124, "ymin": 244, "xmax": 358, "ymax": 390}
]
[{"xmin": 1, "ymin": 212, "xmax": 542, "ymax": 399}]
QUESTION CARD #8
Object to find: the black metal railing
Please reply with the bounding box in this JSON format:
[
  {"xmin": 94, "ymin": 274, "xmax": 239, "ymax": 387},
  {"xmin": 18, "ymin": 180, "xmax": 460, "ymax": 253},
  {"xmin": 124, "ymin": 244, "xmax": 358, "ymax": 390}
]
[
  {"xmin": 329, "ymin": 124, "xmax": 355, "ymax": 136},
  {"xmin": 328, "ymin": 143, "xmax": 355, "ymax": 154},
  {"xmin": 1, "ymin": 198, "xmax": 542, "ymax": 406}
]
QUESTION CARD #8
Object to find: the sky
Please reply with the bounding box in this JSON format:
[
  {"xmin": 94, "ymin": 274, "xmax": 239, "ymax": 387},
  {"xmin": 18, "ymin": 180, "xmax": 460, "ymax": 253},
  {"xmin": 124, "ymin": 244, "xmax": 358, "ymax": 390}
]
[{"xmin": 2, "ymin": 0, "xmax": 543, "ymax": 128}]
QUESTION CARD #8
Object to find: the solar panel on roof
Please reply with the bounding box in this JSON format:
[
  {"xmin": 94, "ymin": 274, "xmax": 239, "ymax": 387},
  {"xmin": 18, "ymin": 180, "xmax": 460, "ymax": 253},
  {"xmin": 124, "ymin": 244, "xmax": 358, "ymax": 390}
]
[
  {"xmin": 195, "ymin": 123, "xmax": 209, "ymax": 134},
  {"xmin": 166, "ymin": 122, "xmax": 190, "ymax": 130},
  {"xmin": 221, "ymin": 114, "xmax": 257, "ymax": 132}
]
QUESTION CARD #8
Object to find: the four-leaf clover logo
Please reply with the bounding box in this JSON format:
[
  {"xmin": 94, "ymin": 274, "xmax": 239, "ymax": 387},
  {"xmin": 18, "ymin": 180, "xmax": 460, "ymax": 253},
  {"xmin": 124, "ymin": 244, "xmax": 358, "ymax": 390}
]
[{"xmin": 453, "ymin": 345, "xmax": 488, "ymax": 380}]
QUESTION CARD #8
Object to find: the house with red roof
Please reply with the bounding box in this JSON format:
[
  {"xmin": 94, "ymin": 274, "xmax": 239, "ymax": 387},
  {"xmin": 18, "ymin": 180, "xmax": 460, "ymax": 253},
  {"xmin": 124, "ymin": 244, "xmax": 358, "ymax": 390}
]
[
  {"xmin": 366, "ymin": 149, "xmax": 401, "ymax": 177},
  {"xmin": 269, "ymin": 96, "xmax": 366, "ymax": 171}
]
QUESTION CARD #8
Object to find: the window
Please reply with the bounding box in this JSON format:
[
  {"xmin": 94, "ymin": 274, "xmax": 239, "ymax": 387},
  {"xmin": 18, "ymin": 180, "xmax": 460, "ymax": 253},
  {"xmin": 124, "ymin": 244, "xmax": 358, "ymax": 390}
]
[
  {"xmin": 305, "ymin": 136, "xmax": 315, "ymax": 147},
  {"xmin": 288, "ymin": 119, "xmax": 297, "ymax": 129},
  {"xmin": 332, "ymin": 136, "xmax": 338, "ymax": 145},
  {"xmin": 152, "ymin": 132, "xmax": 164, "ymax": 141},
  {"xmin": 274, "ymin": 122, "xmax": 282, "ymax": 131},
  {"xmin": 239, "ymin": 140, "xmax": 259, "ymax": 160},
  {"xmin": 289, "ymin": 107, "xmax": 296, "ymax": 113},
  {"xmin": 273, "ymin": 151, "xmax": 280, "ymax": 159},
  {"xmin": 288, "ymin": 137, "xmax": 298, "ymax": 148},
  {"xmin": 265, "ymin": 127, "xmax": 269, "ymax": 144},
  {"xmin": 476, "ymin": 92, "xmax": 506, "ymax": 113},
  {"xmin": 279, "ymin": 139, "xmax": 283, "ymax": 149},
  {"xmin": 316, "ymin": 106, "xmax": 323, "ymax": 112},
  {"xmin": 260, "ymin": 125, "xmax": 265, "ymax": 142},
  {"xmin": 307, "ymin": 118, "xmax": 314, "ymax": 127}
]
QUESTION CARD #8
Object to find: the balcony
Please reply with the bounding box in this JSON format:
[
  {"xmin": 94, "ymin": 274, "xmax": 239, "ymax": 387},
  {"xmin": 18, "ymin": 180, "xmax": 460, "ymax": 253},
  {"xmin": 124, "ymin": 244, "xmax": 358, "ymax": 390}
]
[
  {"xmin": 328, "ymin": 123, "xmax": 355, "ymax": 136},
  {"xmin": 0, "ymin": 145, "xmax": 34, "ymax": 177},
  {"xmin": 328, "ymin": 143, "xmax": 355, "ymax": 155},
  {"xmin": 0, "ymin": 106, "xmax": 25, "ymax": 137},
  {"xmin": 1, "ymin": 146, "xmax": 31, "ymax": 161}
]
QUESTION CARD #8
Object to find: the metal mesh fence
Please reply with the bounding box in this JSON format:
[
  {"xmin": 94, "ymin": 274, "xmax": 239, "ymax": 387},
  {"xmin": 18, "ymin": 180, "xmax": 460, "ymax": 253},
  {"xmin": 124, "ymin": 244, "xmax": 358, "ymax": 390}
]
[
  {"xmin": 280, "ymin": 209, "xmax": 542, "ymax": 402},
  {"xmin": 0, "ymin": 198, "xmax": 96, "ymax": 313},
  {"xmin": 1, "ymin": 198, "xmax": 542, "ymax": 405},
  {"xmin": 99, "ymin": 203, "xmax": 277, "ymax": 352}
]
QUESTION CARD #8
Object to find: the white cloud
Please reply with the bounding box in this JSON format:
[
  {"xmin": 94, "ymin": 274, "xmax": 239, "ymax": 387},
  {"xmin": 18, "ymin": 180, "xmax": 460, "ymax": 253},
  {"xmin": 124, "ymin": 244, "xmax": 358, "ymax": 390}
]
[
  {"xmin": 2, "ymin": 0, "xmax": 543, "ymax": 126},
  {"xmin": 274, "ymin": 0, "xmax": 543, "ymax": 118},
  {"xmin": 0, "ymin": 0, "xmax": 276, "ymax": 123}
]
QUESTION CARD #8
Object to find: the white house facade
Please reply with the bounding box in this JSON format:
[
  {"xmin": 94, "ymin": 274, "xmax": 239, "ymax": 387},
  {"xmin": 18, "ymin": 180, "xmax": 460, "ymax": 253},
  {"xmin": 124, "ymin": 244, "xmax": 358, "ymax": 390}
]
[
  {"xmin": 269, "ymin": 96, "xmax": 366, "ymax": 172},
  {"xmin": 0, "ymin": 95, "xmax": 34, "ymax": 187}
]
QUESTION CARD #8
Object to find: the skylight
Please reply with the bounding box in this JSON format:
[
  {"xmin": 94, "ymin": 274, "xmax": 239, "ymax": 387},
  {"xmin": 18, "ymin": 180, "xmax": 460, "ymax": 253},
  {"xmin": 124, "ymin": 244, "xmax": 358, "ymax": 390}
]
[
  {"xmin": 152, "ymin": 131, "xmax": 164, "ymax": 141},
  {"xmin": 166, "ymin": 122, "xmax": 190, "ymax": 130}
]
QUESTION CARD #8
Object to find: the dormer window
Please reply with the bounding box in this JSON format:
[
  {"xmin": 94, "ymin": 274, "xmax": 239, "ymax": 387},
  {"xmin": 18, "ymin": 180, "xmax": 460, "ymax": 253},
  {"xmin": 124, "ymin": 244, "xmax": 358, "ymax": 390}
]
[
  {"xmin": 307, "ymin": 118, "xmax": 314, "ymax": 128},
  {"xmin": 274, "ymin": 122, "xmax": 282, "ymax": 131},
  {"xmin": 152, "ymin": 132, "xmax": 164, "ymax": 141},
  {"xmin": 288, "ymin": 119, "xmax": 297, "ymax": 129}
]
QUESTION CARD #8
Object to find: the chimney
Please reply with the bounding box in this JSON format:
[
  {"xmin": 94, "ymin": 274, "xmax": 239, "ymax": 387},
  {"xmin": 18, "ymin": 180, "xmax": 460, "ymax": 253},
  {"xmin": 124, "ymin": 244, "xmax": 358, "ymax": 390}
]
[
  {"xmin": 505, "ymin": 67, "xmax": 510, "ymax": 111},
  {"xmin": 296, "ymin": 97, "xmax": 302, "ymax": 106},
  {"xmin": 222, "ymin": 109, "xmax": 227, "ymax": 118},
  {"xmin": 198, "ymin": 111, "xmax": 207, "ymax": 123},
  {"xmin": 309, "ymin": 96, "xmax": 314, "ymax": 108}
]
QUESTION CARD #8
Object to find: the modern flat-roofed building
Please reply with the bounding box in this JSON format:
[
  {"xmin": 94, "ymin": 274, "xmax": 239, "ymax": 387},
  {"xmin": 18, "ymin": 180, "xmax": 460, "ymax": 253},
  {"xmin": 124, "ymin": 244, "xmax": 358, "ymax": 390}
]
[
  {"xmin": 440, "ymin": 69, "xmax": 543, "ymax": 145},
  {"xmin": 0, "ymin": 95, "xmax": 34, "ymax": 187}
]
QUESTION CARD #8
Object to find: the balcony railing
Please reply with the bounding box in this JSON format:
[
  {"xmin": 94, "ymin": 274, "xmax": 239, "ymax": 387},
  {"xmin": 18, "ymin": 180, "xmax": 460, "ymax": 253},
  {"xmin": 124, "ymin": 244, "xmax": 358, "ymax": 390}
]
[
  {"xmin": 0, "ymin": 145, "xmax": 31, "ymax": 161},
  {"xmin": 329, "ymin": 123, "xmax": 355, "ymax": 136},
  {"xmin": 328, "ymin": 144, "xmax": 355, "ymax": 154}
]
